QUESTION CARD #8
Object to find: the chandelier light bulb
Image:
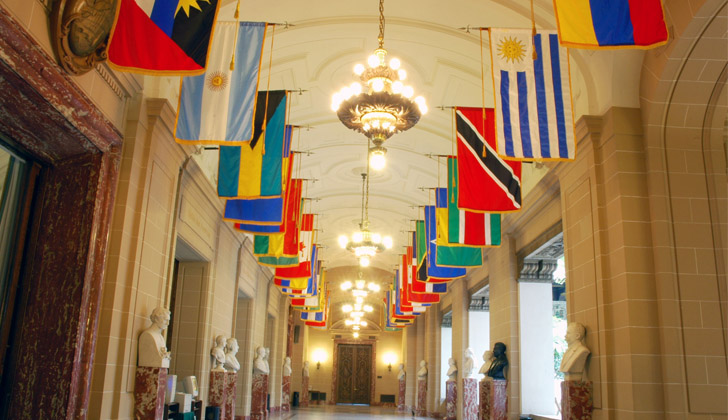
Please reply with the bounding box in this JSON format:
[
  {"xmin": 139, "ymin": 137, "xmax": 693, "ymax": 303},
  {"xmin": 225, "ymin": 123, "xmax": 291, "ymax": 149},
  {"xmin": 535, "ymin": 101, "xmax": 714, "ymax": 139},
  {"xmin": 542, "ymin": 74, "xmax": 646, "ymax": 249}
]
[
  {"xmin": 353, "ymin": 316, "xmax": 361, "ymax": 322},
  {"xmin": 371, "ymin": 78, "xmax": 385, "ymax": 92},
  {"xmin": 361, "ymin": 321, "xmax": 368, "ymax": 327},
  {"xmin": 371, "ymin": 233, "xmax": 382, "ymax": 244},
  {"xmin": 341, "ymin": 86, "xmax": 352, "ymax": 100},
  {"xmin": 350, "ymin": 82, "xmax": 362, "ymax": 96},
  {"xmin": 345, "ymin": 319, "xmax": 353, "ymax": 326},
  {"xmin": 353, "ymin": 332, "xmax": 359, "ymax": 338},
  {"xmin": 355, "ymin": 297, "xmax": 363, "ymax": 304},
  {"xmin": 338, "ymin": 235, "xmax": 349, "ymax": 248},
  {"xmin": 355, "ymin": 280, "xmax": 366, "ymax": 289},
  {"xmin": 342, "ymin": 304, "xmax": 353, "ymax": 312},
  {"xmin": 389, "ymin": 58, "xmax": 401, "ymax": 70},
  {"xmin": 391, "ymin": 81, "xmax": 403, "ymax": 94},
  {"xmin": 363, "ymin": 305, "xmax": 373, "ymax": 312},
  {"xmin": 352, "ymin": 290, "xmax": 368, "ymax": 298},
  {"xmin": 352, "ymin": 232, "xmax": 364, "ymax": 243},
  {"xmin": 397, "ymin": 69, "xmax": 407, "ymax": 80},
  {"xmin": 354, "ymin": 63, "xmax": 366, "ymax": 75},
  {"xmin": 368, "ymin": 54, "xmax": 380, "ymax": 68},
  {"xmin": 353, "ymin": 326, "xmax": 360, "ymax": 331},
  {"xmin": 383, "ymin": 236, "xmax": 394, "ymax": 249},
  {"xmin": 341, "ymin": 280, "xmax": 353, "ymax": 291},
  {"xmin": 402, "ymin": 86, "xmax": 414, "ymax": 98},
  {"xmin": 419, "ymin": 103, "xmax": 428, "ymax": 114},
  {"xmin": 352, "ymin": 312, "xmax": 364, "ymax": 318},
  {"xmin": 359, "ymin": 256, "xmax": 370, "ymax": 267},
  {"xmin": 354, "ymin": 303, "xmax": 362, "ymax": 311}
]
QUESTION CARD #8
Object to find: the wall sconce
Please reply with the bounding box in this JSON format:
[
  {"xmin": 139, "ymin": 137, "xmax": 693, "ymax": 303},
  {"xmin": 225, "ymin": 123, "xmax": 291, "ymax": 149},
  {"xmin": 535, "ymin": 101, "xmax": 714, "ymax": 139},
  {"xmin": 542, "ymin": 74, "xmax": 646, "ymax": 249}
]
[
  {"xmin": 383, "ymin": 352, "xmax": 397, "ymax": 372},
  {"xmin": 312, "ymin": 348, "xmax": 327, "ymax": 370}
]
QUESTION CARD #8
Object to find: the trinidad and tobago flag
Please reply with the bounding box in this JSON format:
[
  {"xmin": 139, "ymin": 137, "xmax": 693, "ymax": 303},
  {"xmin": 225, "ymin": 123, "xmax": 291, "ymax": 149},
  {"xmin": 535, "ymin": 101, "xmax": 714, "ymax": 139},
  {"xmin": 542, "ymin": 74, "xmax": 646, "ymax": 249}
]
[{"xmin": 107, "ymin": 0, "xmax": 221, "ymax": 74}]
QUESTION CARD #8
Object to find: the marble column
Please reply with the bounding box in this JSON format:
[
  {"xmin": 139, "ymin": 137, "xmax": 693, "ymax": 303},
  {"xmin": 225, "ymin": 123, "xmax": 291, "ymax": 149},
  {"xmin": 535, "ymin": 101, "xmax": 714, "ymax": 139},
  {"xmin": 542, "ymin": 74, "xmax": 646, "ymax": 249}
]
[
  {"xmin": 282, "ymin": 375, "xmax": 291, "ymax": 411},
  {"xmin": 134, "ymin": 367, "xmax": 167, "ymax": 420},
  {"xmin": 479, "ymin": 380, "xmax": 507, "ymax": 420},
  {"xmin": 462, "ymin": 378, "xmax": 478, "ymax": 420},
  {"xmin": 397, "ymin": 379, "xmax": 406, "ymax": 412},
  {"xmin": 416, "ymin": 379, "xmax": 427, "ymax": 417},
  {"xmin": 224, "ymin": 372, "xmax": 237, "ymax": 420},
  {"xmin": 560, "ymin": 381, "xmax": 593, "ymax": 420},
  {"xmin": 445, "ymin": 380, "xmax": 457, "ymax": 420},
  {"xmin": 251, "ymin": 373, "xmax": 269, "ymax": 420},
  {"xmin": 209, "ymin": 371, "xmax": 228, "ymax": 418},
  {"xmin": 300, "ymin": 376, "xmax": 310, "ymax": 407}
]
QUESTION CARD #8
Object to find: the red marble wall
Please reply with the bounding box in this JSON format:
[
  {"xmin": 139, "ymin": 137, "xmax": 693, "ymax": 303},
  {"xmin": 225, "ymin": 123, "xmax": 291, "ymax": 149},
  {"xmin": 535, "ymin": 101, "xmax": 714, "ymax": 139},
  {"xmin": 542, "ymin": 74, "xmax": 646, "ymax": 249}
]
[{"xmin": 0, "ymin": 6, "xmax": 121, "ymax": 419}]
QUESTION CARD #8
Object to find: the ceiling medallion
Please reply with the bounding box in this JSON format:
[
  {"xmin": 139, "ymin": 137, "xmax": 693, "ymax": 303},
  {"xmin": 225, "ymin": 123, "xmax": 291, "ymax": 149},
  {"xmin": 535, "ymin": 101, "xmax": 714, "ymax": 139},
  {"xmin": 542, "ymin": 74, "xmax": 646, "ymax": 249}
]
[{"xmin": 331, "ymin": 0, "xmax": 427, "ymax": 171}]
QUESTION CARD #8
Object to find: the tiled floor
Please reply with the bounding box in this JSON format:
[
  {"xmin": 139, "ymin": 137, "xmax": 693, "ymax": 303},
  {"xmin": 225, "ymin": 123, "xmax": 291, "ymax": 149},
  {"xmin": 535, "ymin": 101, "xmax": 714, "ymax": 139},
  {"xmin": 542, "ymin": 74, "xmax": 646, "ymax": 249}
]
[{"xmin": 268, "ymin": 405, "xmax": 432, "ymax": 419}]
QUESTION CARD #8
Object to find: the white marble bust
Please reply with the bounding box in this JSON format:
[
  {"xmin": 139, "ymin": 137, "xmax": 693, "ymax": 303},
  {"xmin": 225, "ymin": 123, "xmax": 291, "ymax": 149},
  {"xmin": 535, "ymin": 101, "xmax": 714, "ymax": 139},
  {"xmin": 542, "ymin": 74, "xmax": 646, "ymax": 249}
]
[
  {"xmin": 211, "ymin": 335, "xmax": 226, "ymax": 372},
  {"xmin": 253, "ymin": 346, "xmax": 269, "ymax": 375},
  {"xmin": 397, "ymin": 363, "xmax": 405, "ymax": 381},
  {"xmin": 283, "ymin": 356, "xmax": 292, "ymax": 377},
  {"xmin": 446, "ymin": 358, "xmax": 457, "ymax": 381},
  {"xmin": 224, "ymin": 337, "xmax": 240, "ymax": 372},
  {"xmin": 463, "ymin": 348, "xmax": 476, "ymax": 378},
  {"xmin": 417, "ymin": 360, "xmax": 428, "ymax": 380},
  {"xmin": 264, "ymin": 347, "xmax": 271, "ymax": 372},
  {"xmin": 302, "ymin": 361, "xmax": 310, "ymax": 378},
  {"xmin": 479, "ymin": 350, "xmax": 493, "ymax": 378},
  {"xmin": 138, "ymin": 307, "xmax": 172, "ymax": 368},
  {"xmin": 560, "ymin": 322, "xmax": 590, "ymax": 381}
]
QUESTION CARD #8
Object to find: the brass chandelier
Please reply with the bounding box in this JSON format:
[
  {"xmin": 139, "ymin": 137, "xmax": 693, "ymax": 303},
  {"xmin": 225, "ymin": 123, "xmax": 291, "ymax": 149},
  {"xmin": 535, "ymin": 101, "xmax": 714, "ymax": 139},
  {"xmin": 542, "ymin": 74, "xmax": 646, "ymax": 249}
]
[{"xmin": 331, "ymin": 0, "xmax": 427, "ymax": 171}]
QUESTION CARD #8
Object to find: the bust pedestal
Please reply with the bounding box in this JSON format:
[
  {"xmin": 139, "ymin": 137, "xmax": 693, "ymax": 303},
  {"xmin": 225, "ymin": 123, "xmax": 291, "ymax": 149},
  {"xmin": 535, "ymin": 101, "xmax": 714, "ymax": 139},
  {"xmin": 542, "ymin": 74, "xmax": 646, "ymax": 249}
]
[
  {"xmin": 251, "ymin": 373, "xmax": 269, "ymax": 420},
  {"xmin": 462, "ymin": 378, "xmax": 478, "ymax": 420},
  {"xmin": 416, "ymin": 379, "xmax": 427, "ymax": 416},
  {"xmin": 397, "ymin": 378, "xmax": 406, "ymax": 412},
  {"xmin": 445, "ymin": 380, "xmax": 457, "ymax": 420},
  {"xmin": 134, "ymin": 366, "xmax": 167, "ymax": 420},
  {"xmin": 209, "ymin": 370, "xmax": 228, "ymax": 418},
  {"xmin": 561, "ymin": 380, "xmax": 593, "ymax": 420},
  {"xmin": 223, "ymin": 372, "xmax": 237, "ymax": 420},
  {"xmin": 282, "ymin": 375, "xmax": 291, "ymax": 411},
  {"xmin": 300, "ymin": 376, "xmax": 310, "ymax": 407},
  {"xmin": 479, "ymin": 379, "xmax": 507, "ymax": 420}
]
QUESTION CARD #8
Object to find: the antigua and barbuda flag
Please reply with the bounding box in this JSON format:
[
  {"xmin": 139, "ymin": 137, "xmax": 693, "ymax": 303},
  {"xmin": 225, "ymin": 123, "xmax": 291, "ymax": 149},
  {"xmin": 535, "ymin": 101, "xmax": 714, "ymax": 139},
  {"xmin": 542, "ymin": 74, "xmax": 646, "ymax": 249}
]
[
  {"xmin": 488, "ymin": 29, "xmax": 576, "ymax": 161},
  {"xmin": 433, "ymin": 188, "xmax": 482, "ymax": 267},
  {"xmin": 553, "ymin": 0, "xmax": 668, "ymax": 49},
  {"xmin": 456, "ymin": 107, "xmax": 522, "ymax": 212},
  {"xmin": 175, "ymin": 22, "xmax": 267, "ymax": 145},
  {"xmin": 108, "ymin": 0, "xmax": 220, "ymax": 74}
]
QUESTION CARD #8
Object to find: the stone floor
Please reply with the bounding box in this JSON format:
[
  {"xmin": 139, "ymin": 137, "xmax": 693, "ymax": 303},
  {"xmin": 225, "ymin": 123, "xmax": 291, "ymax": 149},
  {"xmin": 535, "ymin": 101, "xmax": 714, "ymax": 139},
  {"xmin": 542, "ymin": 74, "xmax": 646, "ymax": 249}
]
[{"xmin": 267, "ymin": 405, "xmax": 432, "ymax": 419}]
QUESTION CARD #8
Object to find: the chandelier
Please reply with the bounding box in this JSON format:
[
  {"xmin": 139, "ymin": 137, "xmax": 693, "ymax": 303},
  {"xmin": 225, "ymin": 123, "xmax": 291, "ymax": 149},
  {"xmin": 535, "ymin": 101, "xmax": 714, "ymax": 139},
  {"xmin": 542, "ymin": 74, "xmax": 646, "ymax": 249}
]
[
  {"xmin": 331, "ymin": 0, "xmax": 427, "ymax": 171},
  {"xmin": 338, "ymin": 166, "xmax": 393, "ymax": 267}
]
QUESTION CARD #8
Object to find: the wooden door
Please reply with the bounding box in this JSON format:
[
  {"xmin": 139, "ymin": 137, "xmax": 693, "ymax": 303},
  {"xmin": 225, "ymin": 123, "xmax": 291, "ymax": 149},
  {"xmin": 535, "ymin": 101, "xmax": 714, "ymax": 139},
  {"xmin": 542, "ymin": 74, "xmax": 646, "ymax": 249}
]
[{"xmin": 336, "ymin": 344, "xmax": 372, "ymax": 404}]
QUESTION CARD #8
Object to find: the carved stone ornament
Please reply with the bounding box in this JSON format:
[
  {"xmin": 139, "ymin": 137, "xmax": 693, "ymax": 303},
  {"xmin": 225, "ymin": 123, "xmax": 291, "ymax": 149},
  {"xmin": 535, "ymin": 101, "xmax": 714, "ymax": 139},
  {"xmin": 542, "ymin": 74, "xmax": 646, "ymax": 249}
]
[{"xmin": 51, "ymin": 0, "xmax": 117, "ymax": 75}]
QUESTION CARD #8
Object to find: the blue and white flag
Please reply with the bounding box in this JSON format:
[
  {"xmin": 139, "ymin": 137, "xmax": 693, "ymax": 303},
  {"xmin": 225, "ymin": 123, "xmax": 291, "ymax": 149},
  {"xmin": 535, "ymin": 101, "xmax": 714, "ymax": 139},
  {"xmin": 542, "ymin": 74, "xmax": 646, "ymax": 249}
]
[
  {"xmin": 489, "ymin": 29, "xmax": 575, "ymax": 161},
  {"xmin": 175, "ymin": 22, "xmax": 266, "ymax": 145}
]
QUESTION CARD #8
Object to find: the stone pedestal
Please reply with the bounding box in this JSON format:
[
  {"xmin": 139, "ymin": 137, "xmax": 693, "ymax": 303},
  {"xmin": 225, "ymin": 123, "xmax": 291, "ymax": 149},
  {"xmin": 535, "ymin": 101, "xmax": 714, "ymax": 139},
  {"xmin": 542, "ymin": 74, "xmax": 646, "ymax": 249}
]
[
  {"xmin": 282, "ymin": 375, "xmax": 291, "ymax": 411},
  {"xmin": 397, "ymin": 378, "xmax": 406, "ymax": 412},
  {"xmin": 300, "ymin": 376, "xmax": 310, "ymax": 407},
  {"xmin": 445, "ymin": 380, "xmax": 457, "ymax": 420},
  {"xmin": 134, "ymin": 366, "xmax": 167, "ymax": 420},
  {"xmin": 224, "ymin": 372, "xmax": 237, "ymax": 420},
  {"xmin": 462, "ymin": 378, "xmax": 478, "ymax": 420},
  {"xmin": 479, "ymin": 379, "xmax": 507, "ymax": 420},
  {"xmin": 209, "ymin": 370, "xmax": 228, "ymax": 418},
  {"xmin": 251, "ymin": 373, "xmax": 269, "ymax": 420},
  {"xmin": 416, "ymin": 379, "xmax": 427, "ymax": 416},
  {"xmin": 561, "ymin": 381, "xmax": 593, "ymax": 420}
]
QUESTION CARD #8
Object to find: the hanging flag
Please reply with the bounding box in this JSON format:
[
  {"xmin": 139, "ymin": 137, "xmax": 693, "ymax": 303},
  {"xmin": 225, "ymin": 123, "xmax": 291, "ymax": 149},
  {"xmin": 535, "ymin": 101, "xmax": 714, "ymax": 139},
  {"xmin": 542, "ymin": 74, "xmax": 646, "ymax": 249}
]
[
  {"xmin": 433, "ymin": 188, "xmax": 482, "ymax": 267},
  {"xmin": 425, "ymin": 206, "xmax": 476, "ymax": 273},
  {"xmin": 415, "ymin": 220, "xmax": 447, "ymax": 283},
  {"xmin": 252, "ymin": 179, "xmax": 302, "ymax": 262},
  {"xmin": 218, "ymin": 91, "xmax": 288, "ymax": 198},
  {"xmin": 488, "ymin": 29, "xmax": 576, "ymax": 161},
  {"xmin": 439, "ymin": 157, "xmax": 501, "ymax": 247},
  {"xmin": 403, "ymin": 249, "xmax": 441, "ymax": 304},
  {"xmin": 107, "ymin": 0, "xmax": 220, "ymax": 74},
  {"xmin": 274, "ymin": 214, "xmax": 316, "ymax": 279},
  {"xmin": 280, "ymin": 261, "xmax": 322, "ymax": 297},
  {"xmin": 553, "ymin": 0, "xmax": 668, "ymax": 49},
  {"xmin": 411, "ymin": 234, "xmax": 448, "ymax": 295},
  {"xmin": 456, "ymin": 107, "xmax": 522, "ymax": 212}
]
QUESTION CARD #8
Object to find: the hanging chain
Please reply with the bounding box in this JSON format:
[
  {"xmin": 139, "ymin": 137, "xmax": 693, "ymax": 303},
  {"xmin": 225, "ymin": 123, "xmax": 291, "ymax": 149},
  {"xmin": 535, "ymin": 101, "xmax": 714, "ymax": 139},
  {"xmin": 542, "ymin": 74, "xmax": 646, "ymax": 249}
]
[
  {"xmin": 360, "ymin": 171, "xmax": 366, "ymax": 226},
  {"xmin": 377, "ymin": 0, "xmax": 385, "ymax": 49},
  {"xmin": 365, "ymin": 138, "xmax": 371, "ymax": 224}
]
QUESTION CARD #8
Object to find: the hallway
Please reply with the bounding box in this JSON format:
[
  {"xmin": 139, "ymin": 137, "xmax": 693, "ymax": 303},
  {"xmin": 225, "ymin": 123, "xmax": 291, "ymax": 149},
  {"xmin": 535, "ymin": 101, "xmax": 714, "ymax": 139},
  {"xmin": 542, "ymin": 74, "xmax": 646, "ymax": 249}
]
[{"xmin": 272, "ymin": 406, "xmax": 420, "ymax": 420}]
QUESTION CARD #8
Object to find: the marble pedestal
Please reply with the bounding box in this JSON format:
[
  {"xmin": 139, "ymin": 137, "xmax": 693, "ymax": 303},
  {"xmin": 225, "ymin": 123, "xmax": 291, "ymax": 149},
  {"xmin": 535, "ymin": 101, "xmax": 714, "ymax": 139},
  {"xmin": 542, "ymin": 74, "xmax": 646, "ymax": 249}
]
[
  {"xmin": 561, "ymin": 381, "xmax": 593, "ymax": 420},
  {"xmin": 209, "ymin": 370, "xmax": 228, "ymax": 418},
  {"xmin": 397, "ymin": 379, "xmax": 406, "ymax": 412},
  {"xmin": 282, "ymin": 376, "xmax": 291, "ymax": 411},
  {"xmin": 224, "ymin": 372, "xmax": 237, "ymax": 420},
  {"xmin": 301, "ymin": 376, "xmax": 310, "ymax": 407},
  {"xmin": 479, "ymin": 379, "xmax": 507, "ymax": 420},
  {"xmin": 445, "ymin": 380, "xmax": 457, "ymax": 420},
  {"xmin": 462, "ymin": 378, "xmax": 478, "ymax": 420},
  {"xmin": 251, "ymin": 373, "xmax": 269, "ymax": 420},
  {"xmin": 416, "ymin": 379, "xmax": 427, "ymax": 416},
  {"xmin": 134, "ymin": 366, "xmax": 167, "ymax": 420}
]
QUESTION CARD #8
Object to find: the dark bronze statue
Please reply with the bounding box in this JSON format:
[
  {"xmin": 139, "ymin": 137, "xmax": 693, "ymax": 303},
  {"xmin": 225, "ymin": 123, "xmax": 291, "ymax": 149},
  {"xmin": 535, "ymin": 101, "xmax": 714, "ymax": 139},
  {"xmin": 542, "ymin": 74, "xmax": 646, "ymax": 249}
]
[{"xmin": 486, "ymin": 342, "xmax": 508, "ymax": 380}]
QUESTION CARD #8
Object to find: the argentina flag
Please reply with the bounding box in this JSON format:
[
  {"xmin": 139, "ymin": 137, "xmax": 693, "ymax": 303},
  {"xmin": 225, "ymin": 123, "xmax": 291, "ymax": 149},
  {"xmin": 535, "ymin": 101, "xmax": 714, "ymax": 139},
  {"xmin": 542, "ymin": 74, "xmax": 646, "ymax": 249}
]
[{"xmin": 489, "ymin": 29, "xmax": 576, "ymax": 161}]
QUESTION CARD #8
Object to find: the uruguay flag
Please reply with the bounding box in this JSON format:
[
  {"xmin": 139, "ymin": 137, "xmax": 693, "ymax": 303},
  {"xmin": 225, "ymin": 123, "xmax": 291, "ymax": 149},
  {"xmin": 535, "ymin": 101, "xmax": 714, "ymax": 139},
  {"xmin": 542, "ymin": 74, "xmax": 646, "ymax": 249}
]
[
  {"xmin": 175, "ymin": 22, "xmax": 267, "ymax": 145},
  {"xmin": 489, "ymin": 29, "xmax": 575, "ymax": 161},
  {"xmin": 108, "ymin": 0, "xmax": 220, "ymax": 74}
]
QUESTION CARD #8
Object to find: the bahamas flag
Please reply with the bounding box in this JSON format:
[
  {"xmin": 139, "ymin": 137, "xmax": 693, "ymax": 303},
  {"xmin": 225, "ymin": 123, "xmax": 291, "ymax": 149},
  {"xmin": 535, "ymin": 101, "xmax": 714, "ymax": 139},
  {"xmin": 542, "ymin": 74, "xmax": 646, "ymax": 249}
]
[
  {"xmin": 175, "ymin": 22, "xmax": 267, "ymax": 145},
  {"xmin": 108, "ymin": 0, "xmax": 220, "ymax": 74},
  {"xmin": 218, "ymin": 91, "xmax": 288, "ymax": 198},
  {"xmin": 554, "ymin": 0, "xmax": 668, "ymax": 49},
  {"xmin": 439, "ymin": 157, "xmax": 501, "ymax": 247}
]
